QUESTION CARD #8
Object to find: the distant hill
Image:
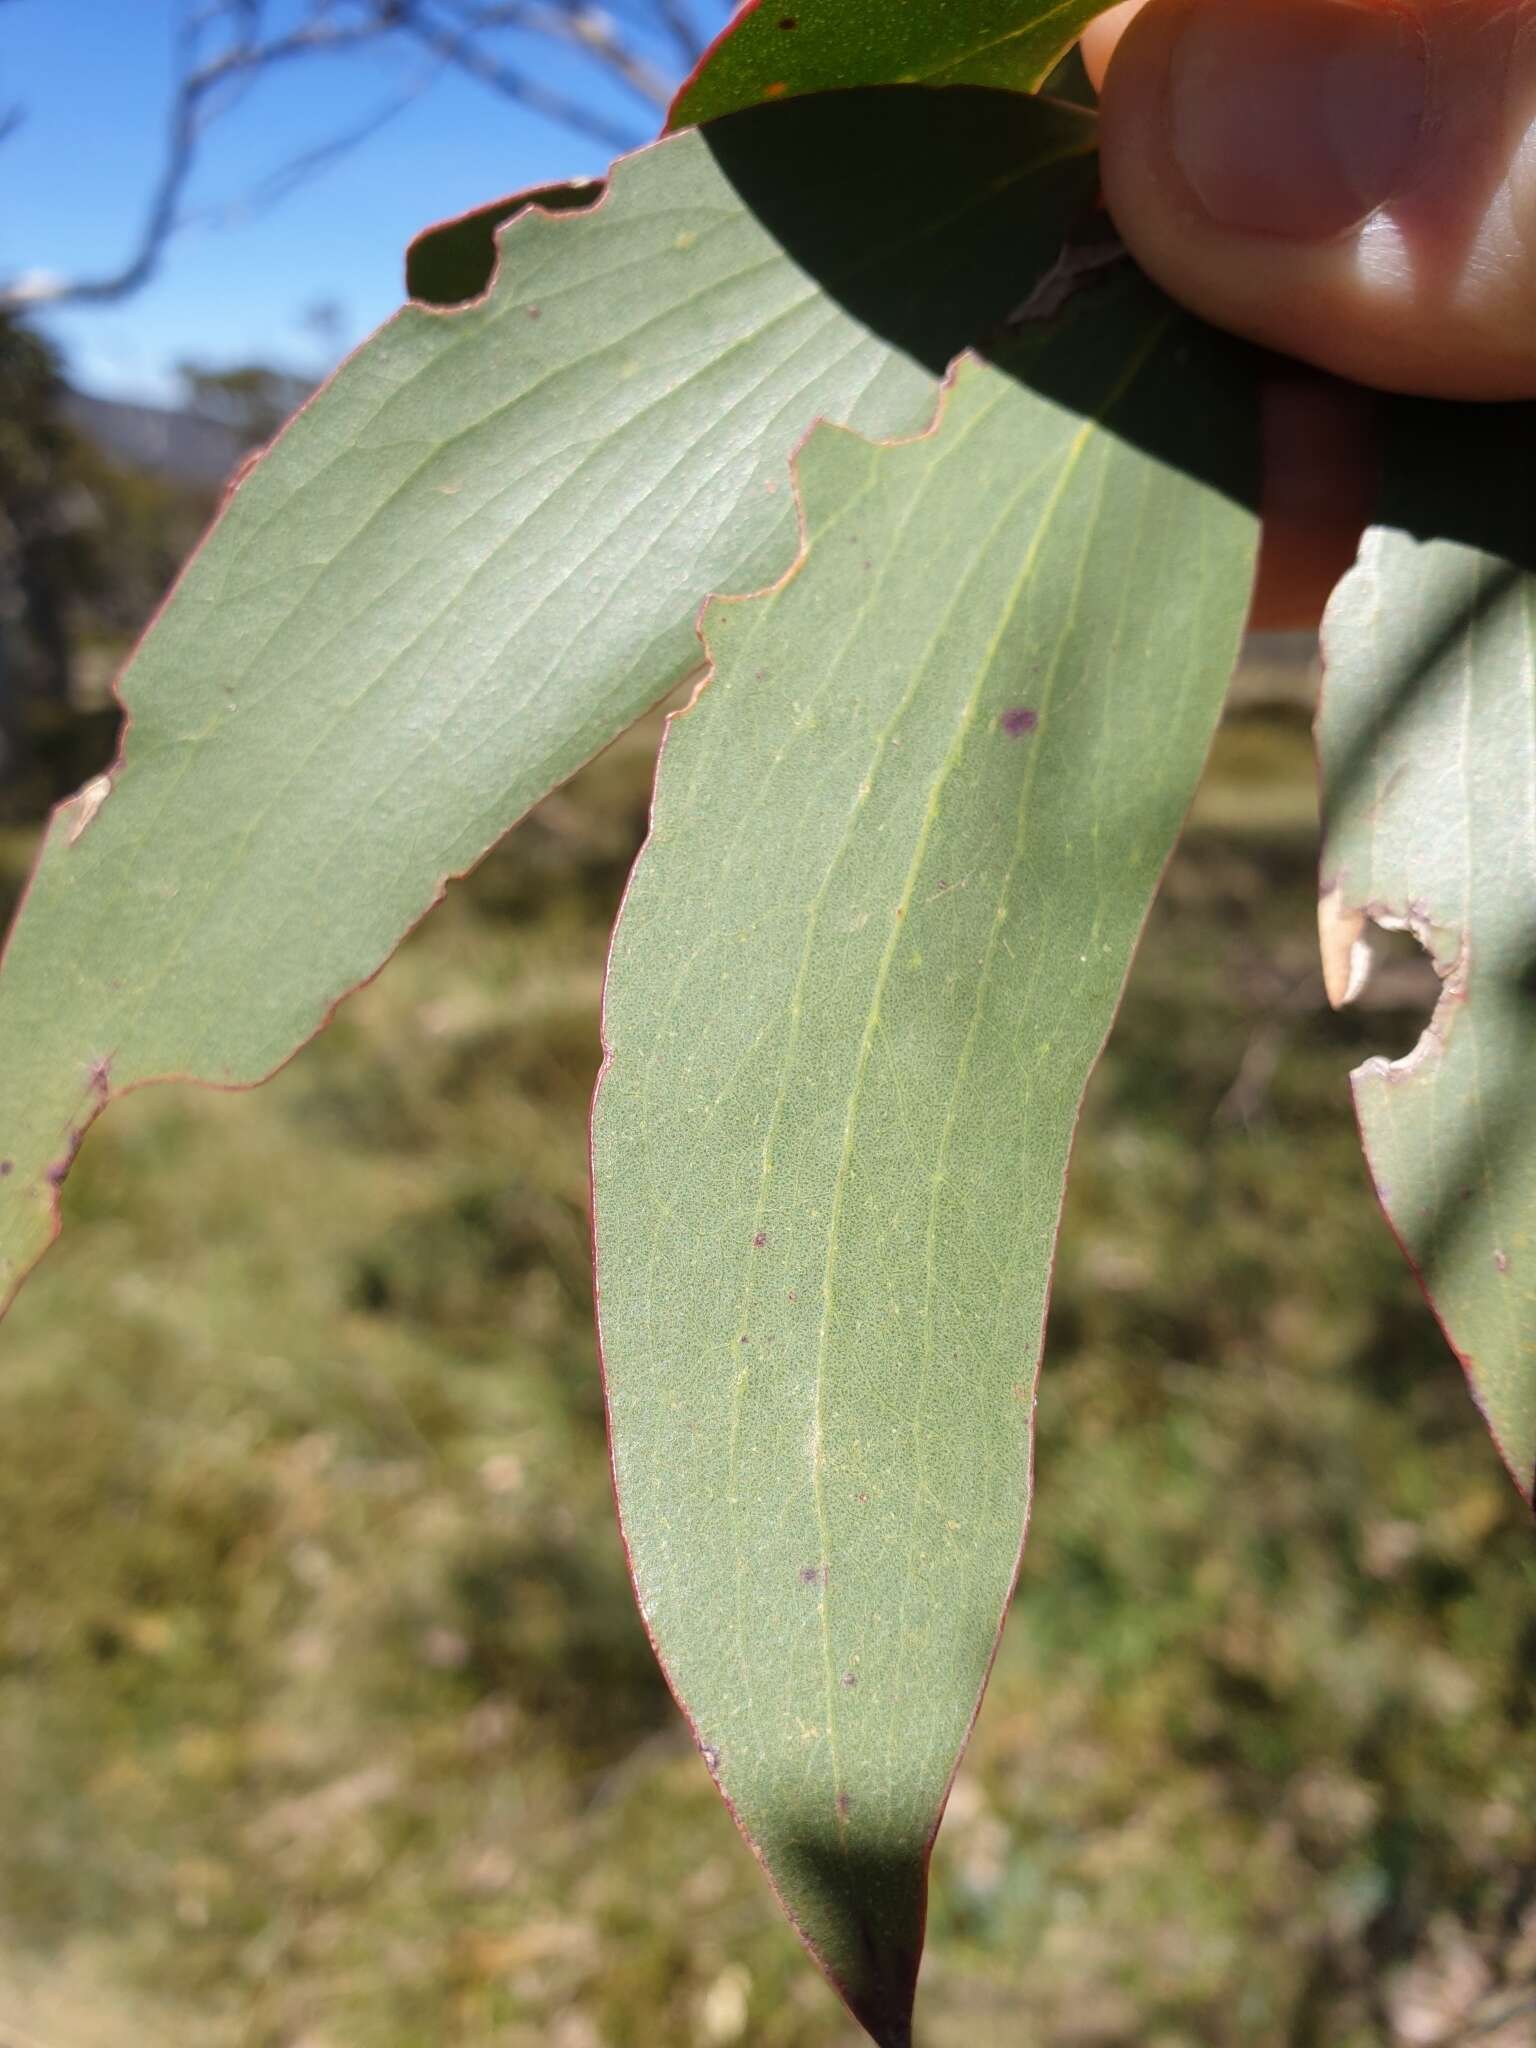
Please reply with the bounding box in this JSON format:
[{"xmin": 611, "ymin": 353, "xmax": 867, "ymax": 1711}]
[{"xmin": 63, "ymin": 372, "xmax": 315, "ymax": 491}]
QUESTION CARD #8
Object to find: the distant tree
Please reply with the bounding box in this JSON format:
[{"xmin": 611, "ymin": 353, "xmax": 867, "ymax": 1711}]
[
  {"xmin": 0, "ymin": 312, "xmax": 206, "ymax": 803},
  {"xmin": 0, "ymin": 314, "xmax": 76, "ymax": 706}
]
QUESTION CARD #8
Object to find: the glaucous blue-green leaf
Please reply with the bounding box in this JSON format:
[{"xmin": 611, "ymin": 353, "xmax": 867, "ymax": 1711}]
[
  {"xmin": 0, "ymin": 88, "xmax": 1100, "ymax": 1309},
  {"xmin": 671, "ymin": 0, "xmax": 1117, "ymax": 129},
  {"xmin": 592, "ymin": 285, "xmax": 1259, "ymax": 2044},
  {"xmin": 1319, "ymin": 401, "xmax": 1536, "ymax": 1502}
]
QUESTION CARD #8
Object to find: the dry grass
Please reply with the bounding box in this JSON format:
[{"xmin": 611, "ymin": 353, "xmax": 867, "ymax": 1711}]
[{"xmin": 0, "ymin": 705, "xmax": 1530, "ymax": 2048}]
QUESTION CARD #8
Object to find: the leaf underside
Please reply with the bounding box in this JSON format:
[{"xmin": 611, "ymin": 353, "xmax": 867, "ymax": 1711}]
[
  {"xmin": 592, "ymin": 291, "xmax": 1259, "ymax": 2044},
  {"xmin": 1319, "ymin": 401, "xmax": 1536, "ymax": 1502},
  {"xmin": 671, "ymin": 0, "xmax": 1120, "ymax": 129},
  {"xmin": 0, "ymin": 88, "xmax": 1102, "ymax": 1308}
]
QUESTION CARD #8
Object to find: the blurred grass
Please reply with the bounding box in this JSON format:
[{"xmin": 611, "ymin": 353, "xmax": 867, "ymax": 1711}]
[{"xmin": 0, "ymin": 699, "xmax": 1532, "ymax": 2048}]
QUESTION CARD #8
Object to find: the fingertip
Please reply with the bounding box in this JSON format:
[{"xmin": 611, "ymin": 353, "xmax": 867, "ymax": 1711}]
[
  {"xmin": 1079, "ymin": 0, "xmax": 1145, "ymax": 93},
  {"xmin": 1094, "ymin": 0, "xmax": 1536, "ymax": 399}
]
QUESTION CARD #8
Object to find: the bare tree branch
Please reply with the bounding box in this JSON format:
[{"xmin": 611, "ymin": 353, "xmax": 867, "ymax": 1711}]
[
  {"xmin": 651, "ymin": 0, "xmax": 711, "ymax": 67},
  {"xmin": 390, "ymin": 2, "xmax": 658, "ymax": 145},
  {"xmin": 0, "ymin": 0, "xmax": 727, "ymax": 312},
  {"xmin": 445, "ymin": 1, "xmax": 675, "ymax": 106},
  {"xmin": 185, "ymin": 78, "xmax": 435, "ymax": 229},
  {"xmin": 2, "ymin": 8, "xmax": 391, "ymax": 308}
]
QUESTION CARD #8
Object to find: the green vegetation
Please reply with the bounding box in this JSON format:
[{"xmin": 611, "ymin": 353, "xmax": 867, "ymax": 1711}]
[{"xmin": 1, "ymin": 702, "xmax": 1530, "ymax": 2048}]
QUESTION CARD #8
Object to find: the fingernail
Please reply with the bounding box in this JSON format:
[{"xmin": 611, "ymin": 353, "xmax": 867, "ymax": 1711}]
[{"xmin": 1169, "ymin": 0, "xmax": 1428, "ymax": 239}]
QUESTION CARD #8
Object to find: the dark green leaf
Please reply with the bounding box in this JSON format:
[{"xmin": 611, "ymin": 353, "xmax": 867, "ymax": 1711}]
[{"xmin": 671, "ymin": 0, "xmax": 1116, "ymax": 130}]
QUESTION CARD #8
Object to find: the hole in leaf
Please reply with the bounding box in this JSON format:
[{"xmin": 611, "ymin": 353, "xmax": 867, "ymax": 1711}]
[
  {"xmin": 1322, "ymin": 895, "xmax": 1446, "ymax": 1068},
  {"xmin": 405, "ymin": 180, "xmax": 605, "ymax": 308},
  {"xmin": 1358, "ymin": 919, "xmax": 1444, "ymax": 1067}
]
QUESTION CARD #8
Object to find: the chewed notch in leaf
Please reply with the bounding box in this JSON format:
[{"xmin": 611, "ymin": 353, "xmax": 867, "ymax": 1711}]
[{"xmin": 1319, "ymin": 883, "xmax": 1457, "ymax": 1064}]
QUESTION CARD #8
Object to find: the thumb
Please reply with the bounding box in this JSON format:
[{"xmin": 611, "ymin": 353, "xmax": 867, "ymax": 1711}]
[{"xmin": 1082, "ymin": 0, "xmax": 1536, "ymax": 400}]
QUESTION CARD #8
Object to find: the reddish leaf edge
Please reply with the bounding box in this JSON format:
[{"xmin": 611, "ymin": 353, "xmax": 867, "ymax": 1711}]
[
  {"xmin": 1315, "ymin": 574, "xmax": 1536, "ymax": 1513},
  {"xmin": 587, "ymin": 355, "xmax": 1262, "ymax": 2048},
  {"xmin": 666, "ymin": 0, "xmax": 765, "ymax": 132}
]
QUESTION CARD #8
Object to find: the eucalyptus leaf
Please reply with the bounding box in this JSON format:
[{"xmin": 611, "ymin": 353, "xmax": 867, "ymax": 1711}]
[
  {"xmin": 0, "ymin": 89, "xmax": 1099, "ymax": 1307},
  {"xmin": 592, "ymin": 284, "xmax": 1259, "ymax": 2044},
  {"xmin": 671, "ymin": 0, "xmax": 1117, "ymax": 129},
  {"xmin": 1319, "ymin": 401, "xmax": 1536, "ymax": 1502}
]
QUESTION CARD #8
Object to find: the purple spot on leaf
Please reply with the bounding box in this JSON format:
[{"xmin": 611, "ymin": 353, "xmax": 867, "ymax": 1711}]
[
  {"xmin": 753, "ymin": 1232, "xmax": 767, "ymax": 1249},
  {"xmin": 999, "ymin": 706, "xmax": 1039, "ymax": 738},
  {"xmin": 45, "ymin": 1128, "xmax": 85, "ymax": 1188}
]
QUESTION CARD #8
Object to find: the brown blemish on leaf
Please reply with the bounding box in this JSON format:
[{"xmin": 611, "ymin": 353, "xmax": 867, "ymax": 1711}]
[
  {"xmin": 764, "ymin": 79, "xmax": 787, "ymax": 96},
  {"xmin": 798, "ymin": 1564, "xmax": 825, "ymax": 1587},
  {"xmin": 67, "ymin": 774, "xmax": 112, "ymax": 846},
  {"xmin": 841, "ymin": 1671, "xmax": 857, "ymax": 1689},
  {"xmin": 1318, "ymin": 881, "xmax": 1371, "ymax": 1009},
  {"xmin": 0, "ymin": 1161, "xmax": 11, "ymax": 1177},
  {"xmin": 700, "ymin": 1743, "xmax": 720, "ymax": 1772},
  {"xmin": 999, "ymin": 706, "xmax": 1038, "ymax": 738},
  {"xmin": 45, "ymin": 1128, "xmax": 86, "ymax": 1188},
  {"xmin": 753, "ymin": 1231, "xmax": 767, "ymax": 1249},
  {"xmin": 777, "ymin": 13, "xmax": 798, "ymax": 25},
  {"xmin": 836, "ymin": 1791, "xmax": 851, "ymax": 1819}
]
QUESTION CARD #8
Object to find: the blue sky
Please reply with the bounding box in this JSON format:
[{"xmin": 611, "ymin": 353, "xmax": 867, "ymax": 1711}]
[{"xmin": 1, "ymin": 2, "xmax": 719, "ymax": 403}]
